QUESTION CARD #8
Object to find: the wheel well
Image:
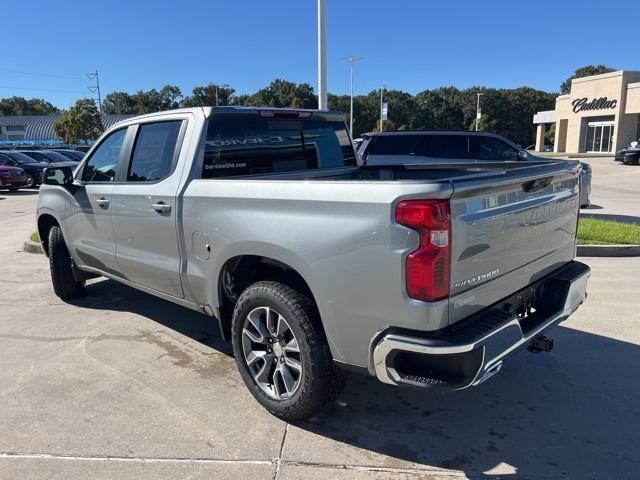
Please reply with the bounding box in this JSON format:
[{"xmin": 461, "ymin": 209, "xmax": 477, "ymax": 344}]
[
  {"xmin": 37, "ymin": 214, "xmax": 60, "ymax": 256},
  {"xmin": 217, "ymin": 255, "xmax": 316, "ymax": 341}
]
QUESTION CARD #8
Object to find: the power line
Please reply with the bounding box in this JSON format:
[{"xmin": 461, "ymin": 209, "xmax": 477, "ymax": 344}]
[
  {"xmin": 0, "ymin": 85, "xmax": 87, "ymax": 94},
  {"xmin": 0, "ymin": 67, "xmax": 85, "ymax": 80}
]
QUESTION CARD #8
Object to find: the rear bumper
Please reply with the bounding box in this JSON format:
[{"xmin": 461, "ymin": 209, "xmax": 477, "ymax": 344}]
[{"xmin": 371, "ymin": 261, "xmax": 590, "ymax": 390}]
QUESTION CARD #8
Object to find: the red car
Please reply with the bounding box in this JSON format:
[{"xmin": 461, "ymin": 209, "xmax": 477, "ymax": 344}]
[{"xmin": 0, "ymin": 165, "xmax": 28, "ymax": 191}]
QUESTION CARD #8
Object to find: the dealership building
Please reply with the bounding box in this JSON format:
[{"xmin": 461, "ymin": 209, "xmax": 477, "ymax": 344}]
[{"xmin": 533, "ymin": 70, "xmax": 640, "ymax": 153}]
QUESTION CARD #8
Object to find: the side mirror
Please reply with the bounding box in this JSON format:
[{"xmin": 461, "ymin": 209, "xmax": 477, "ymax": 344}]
[
  {"xmin": 517, "ymin": 150, "xmax": 528, "ymax": 161},
  {"xmin": 44, "ymin": 166, "xmax": 74, "ymax": 186}
]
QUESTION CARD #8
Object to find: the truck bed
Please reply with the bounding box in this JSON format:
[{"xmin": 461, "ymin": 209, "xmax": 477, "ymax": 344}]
[
  {"xmin": 183, "ymin": 158, "xmax": 580, "ymax": 366},
  {"xmin": 216, "ymin": 159, "xmax": 578, "ymax": 183}
]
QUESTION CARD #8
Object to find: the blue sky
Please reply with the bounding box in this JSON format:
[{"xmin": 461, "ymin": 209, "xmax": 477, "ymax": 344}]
[{"xmin": 1, "ymin": 0, "xmax": 638, "ymax": 109}]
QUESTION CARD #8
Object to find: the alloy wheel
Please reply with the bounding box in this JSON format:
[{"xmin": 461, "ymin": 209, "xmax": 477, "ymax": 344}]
[{"xmin": 241, "ymin": 306, "xmax": 302, "ymax": 400}]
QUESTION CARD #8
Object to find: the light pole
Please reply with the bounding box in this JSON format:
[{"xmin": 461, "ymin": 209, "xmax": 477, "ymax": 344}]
[
  {"xmin": 475, "ymin": 92, "xmax": 484, "ymax": 131},
  {"xmin": 340, "ymin": 56, "xmax": 363, "ymax": 137},
  {"xmin": 379, "ymin": 85, "xmax": 386, "ymax": 132},
  {"xmin": 317, "ymin": 0, "xmax": 328, "ymax": 110}
]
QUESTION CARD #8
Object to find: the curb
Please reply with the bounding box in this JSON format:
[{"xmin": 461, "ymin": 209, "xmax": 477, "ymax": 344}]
[
  {"xmin": 23, "ymin": 240, "xmax": 43, "ymax": 254},
  {"xmin": 577, "ymin": 244, "xmax": 640, "ymax": 257}
]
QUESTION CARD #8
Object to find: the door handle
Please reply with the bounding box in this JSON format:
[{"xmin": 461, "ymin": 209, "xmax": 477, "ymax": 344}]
[
  {"xmin": 95, "ymin": 197, "xmax": 109, "ymax": 208},
  {"xmin": 152, "ymin": 201, "xmax": 172, "ymax": 214}
]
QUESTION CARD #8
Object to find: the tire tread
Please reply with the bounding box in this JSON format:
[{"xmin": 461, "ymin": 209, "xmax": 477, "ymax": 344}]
[
  {"xmin": 231, "ymin": 281, "xmax": 344, "ymax": 420},
  {"xmin": 48, "ymin": 226, "xmax": 84, "ymax": 299}
]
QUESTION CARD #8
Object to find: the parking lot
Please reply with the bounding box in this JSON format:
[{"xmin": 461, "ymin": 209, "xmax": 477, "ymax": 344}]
[{"xmin": 0, "ymin": 158, "xmax": 638, "ymax": 479}]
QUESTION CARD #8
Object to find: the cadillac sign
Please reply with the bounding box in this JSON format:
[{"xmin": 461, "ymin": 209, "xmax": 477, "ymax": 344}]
[{"xmin": 572, "ymin": 96, "xmax": 617, "ymax": 113}]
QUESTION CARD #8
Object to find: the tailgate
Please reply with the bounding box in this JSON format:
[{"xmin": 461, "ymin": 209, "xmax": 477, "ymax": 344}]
[{"xmin": 448, "ymin": 161, "xmax": 581, "ymax": 324}]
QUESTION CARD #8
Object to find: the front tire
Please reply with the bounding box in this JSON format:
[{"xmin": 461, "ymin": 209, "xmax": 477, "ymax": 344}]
[
  {"xmin": 25, "ymin": 174, "xmax": 35, "ymax": 188},
  {"xmin": 48, "ymin": 226, "xmax": 85, "ymax": 299},
  {"xmin": 231, "ymin": 281, "xmax": 344, "ymax": 420}
]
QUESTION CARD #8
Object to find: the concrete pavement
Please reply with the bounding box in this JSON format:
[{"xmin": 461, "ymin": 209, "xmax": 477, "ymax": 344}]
[
  {"xmin": 580, "ymin": 156, "xmax": 640, "ymax": 222},
  {"xmin": 0, "ymin": 190, "xmax": 639, "ymax": 479}
]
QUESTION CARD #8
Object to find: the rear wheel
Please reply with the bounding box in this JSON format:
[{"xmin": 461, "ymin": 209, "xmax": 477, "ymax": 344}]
[
  {"xmin": 48, "ymin": 226, "xmax": 85, "ymax": 299},
  {"xmin": 231, "ymin": 281, "xmax": 345, "ymax": 420},
  {"xmin": 25, "ymin": 174, "xmax": 35, "ymax": 188}
]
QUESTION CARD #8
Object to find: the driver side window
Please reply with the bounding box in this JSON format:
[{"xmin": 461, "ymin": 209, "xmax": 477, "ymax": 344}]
[{"xmin": 82, "ymin": 128, "xmax": 126, "ymax": 182}]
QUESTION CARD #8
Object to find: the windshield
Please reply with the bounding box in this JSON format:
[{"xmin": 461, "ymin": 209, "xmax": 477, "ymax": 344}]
[
  {"xmin": 43, "ymin": 151, "xmax": 73, "ymax": 162},
  {"xmin": 2, "ymin": 151, "xmax": 38, "ymax": 164}
]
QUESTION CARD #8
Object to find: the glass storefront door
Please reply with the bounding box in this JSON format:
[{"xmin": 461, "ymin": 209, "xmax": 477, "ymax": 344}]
[{"xmin": 586, "ymin": 121, "xmax": 615, "ymax": 153}]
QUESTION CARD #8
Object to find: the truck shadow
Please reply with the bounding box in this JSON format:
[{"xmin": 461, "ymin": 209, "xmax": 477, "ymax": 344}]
[
  {"xmin": 297, "ymin": 327, "xmax": 639, "ymax": 478},
  {"xmin": 74, "ymin": 277, "xmax": 232, "ymax": 357},
  {"xmin": 73, "ymin": 278, "xmax": 638, "ymax": 479}
]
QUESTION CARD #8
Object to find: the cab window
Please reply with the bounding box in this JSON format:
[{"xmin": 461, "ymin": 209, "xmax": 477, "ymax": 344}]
[
  {"xmin": 81, "ymin": 128, "xmax": 126, "ymax": 182},
  {"xmin": 127, "ymin": 121, "xmax": 182, "ymax": 182}
]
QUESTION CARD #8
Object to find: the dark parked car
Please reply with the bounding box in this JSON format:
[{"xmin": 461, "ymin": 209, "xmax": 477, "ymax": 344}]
[
  {"xmin": 0, "ymin": 165, "xmax": 27, "ymax": 191},
  {"xmin": 72, "ymin": 145, "xmax": 92, "ymax": 153},
  {"xmin": 0, "ymin": 151, "xmax": 47, "ymax": 187},
  {"xmin": 615, "ymin": 141, "xmax": 640, "ymax": 165},
  {"xmin": 18, "ymin": 150, "xmax": 79, "ymax": 167},
  {"xmin": 359, "ymin": 131, "xmax": 592, "ymax": 208},
  {"xmin": 49, "ymin": 149, "xmax": 85, "ymax": 161}
]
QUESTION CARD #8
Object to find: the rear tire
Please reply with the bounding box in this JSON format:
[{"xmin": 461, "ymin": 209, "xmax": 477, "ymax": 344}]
[
  {"xmin": 231, "ymin": 281, "xmax": 345, "ymax": 420},
  {"xmin": 48, "ymin": 226, "xmax": 85, "ymax": 299},
  {"xmin": 8, "ymin": 187, "xmax": 19, "ymax": 192}
]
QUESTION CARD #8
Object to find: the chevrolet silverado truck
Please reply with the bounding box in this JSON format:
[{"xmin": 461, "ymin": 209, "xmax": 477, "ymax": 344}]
[{"xmin": 37, "ymin": 107, "xmax": 590, "ymax": 420}]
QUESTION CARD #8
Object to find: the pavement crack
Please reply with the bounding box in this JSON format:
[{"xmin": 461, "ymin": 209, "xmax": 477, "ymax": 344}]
[
  {"xmin": 0, "ymin": 452, "xmax": 274, "ymax": 465},
  {"xmin": 273, "ymin": 423, "xmax": 289, "ymax": 480}
]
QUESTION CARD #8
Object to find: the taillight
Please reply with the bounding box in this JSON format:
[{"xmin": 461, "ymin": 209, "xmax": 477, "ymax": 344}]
[{"xmin": 396, "ymin": 200, "xmax": 451, "ymax": 302}]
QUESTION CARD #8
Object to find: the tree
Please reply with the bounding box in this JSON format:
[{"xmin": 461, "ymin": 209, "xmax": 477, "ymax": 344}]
[
  {"xmin": 102, "ymin": 91, "xmax": 136, "ymax": 114},
  {"xmin": 102, "ymin": 85, "xmax": 182, "ymax": 114},
  {"xmin": 0, "ymin": 96, "xmax": 60, "ymax": 115},
  {"xmin": 249, "ymin": 79, "xmax": 317, "ymax": 108},
  {"xmin": 133, "ymin": 85, "xmax": 182, "ymax": 113},
  {"xmin": 376, "ymin": 89, "xmax": 417, "ymax": 130},
  {"xmin": 53, "ymin": 99, "xmax": 103, "ymax": 144},
  {"xmin": 414, "ymin": 87, "xmax": 465, "ymax": 130},
  {"xmin": 560, "ymin": 65, "xmax": 615, "ymax": 94},
  {"xmin": 181, "ymin": 83, "xmax": 236, "ymax": 107},
  {"xmin": 545, "ymin": 123, "xmax": 556, "ymax": 144}
]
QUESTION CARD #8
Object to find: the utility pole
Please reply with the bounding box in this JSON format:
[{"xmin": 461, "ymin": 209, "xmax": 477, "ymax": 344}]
[
  {"xmin": 317, "ymin": 0, "xmax": 327, "ymax": 110},
  {"xmin": 475, "ymin": 92, "xmax": 484, "ymax": 131},
  {"xmin": 87, "ymin": 70, "xmax": 102, "ymax": 114},
  {"xmin": 340, "ymin": 56, "xmax": 363, "ymax": 137}
]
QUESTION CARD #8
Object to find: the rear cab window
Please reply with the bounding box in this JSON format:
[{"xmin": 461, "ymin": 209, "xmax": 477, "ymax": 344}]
[
  {"xmin": 202, "ymin": 114, "xmax": 356, "ymax": 178},
  {"xmin": 127, "ymin": 121, "xmax": 182, "ymax": 182}
]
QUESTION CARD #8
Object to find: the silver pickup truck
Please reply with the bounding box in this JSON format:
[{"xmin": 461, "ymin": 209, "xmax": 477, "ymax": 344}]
[{"xmin": 37, "ymin": 107, "xmax": 590, "ymax": 420}]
